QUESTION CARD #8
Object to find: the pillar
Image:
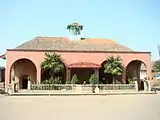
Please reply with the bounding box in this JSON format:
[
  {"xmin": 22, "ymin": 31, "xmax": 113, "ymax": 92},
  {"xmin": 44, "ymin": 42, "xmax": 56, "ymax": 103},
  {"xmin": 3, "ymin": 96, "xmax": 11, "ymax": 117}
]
[
  {"xmin": 66, "ymin": 68, "xmax": 71, "ymax": 81},
  {"xmin": 27, "ymin": 80, "xmax": 31, "ymax": 91},
  {"xmin": 10, "ymin": 65, "xmax": 15, "ymax": 92},
  {"xmin": 68, "ymin": 68, "xmax": 71, "ymax": 81},
  {"xmin": 146, "ymin": 67, "xmax": 152, "ymax": 80},
  {"xmin": 94, "ymin": 68, "xmax": 99, "ymax": 80},
  {"xmin": 136, "ymin": 64, "xmax": 141, "ymax": 90},
  {"xmin": 135, "ymin": 81, "xmax": 138, "ymax": 91},
  {"xmin": 37, "ymin": 67, "xmax": 41, "ymax": 84},
  {"xmin": 122, "ymin": 67, "xmax": 126, "ymax": 84}
]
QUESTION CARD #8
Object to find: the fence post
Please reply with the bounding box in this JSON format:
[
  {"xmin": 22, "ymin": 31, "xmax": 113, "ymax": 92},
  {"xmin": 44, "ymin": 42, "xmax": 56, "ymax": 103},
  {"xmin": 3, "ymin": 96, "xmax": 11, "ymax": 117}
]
[
  {"xmin": 95, "ymin": 85, "xmax": 99, "ymax": 93},
  {"xmin": 148, "ymin": 80, "xmax": 151, "ymax": 91},
  {"xmin": 135, "ymin": 81, "xmax": 138, "ymax": 91},
  {"xmin": 27, "ymin": 80, "xmax": 31, "ymax": 91},
  {"xmin": 144, "ymin": 81, "xmax": 147, "ymax": 91}
]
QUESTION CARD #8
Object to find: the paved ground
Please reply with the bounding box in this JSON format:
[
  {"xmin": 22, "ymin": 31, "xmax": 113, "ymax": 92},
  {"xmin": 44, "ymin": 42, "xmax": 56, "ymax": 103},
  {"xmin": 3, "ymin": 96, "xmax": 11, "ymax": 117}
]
[{"xmin": 0, "ymin": 94, "xmax": 160, "ymax": 120}]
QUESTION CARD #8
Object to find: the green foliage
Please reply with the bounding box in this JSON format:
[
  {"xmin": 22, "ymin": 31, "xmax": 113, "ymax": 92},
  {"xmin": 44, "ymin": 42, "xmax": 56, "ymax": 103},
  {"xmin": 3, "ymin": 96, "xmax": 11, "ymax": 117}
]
[
  {"xmin": 152, "ymin": 60, "xmax": 160, "ymax": 72},
  {"xmin": 89, "ymin": 74, "xmax": 99, "ymax": 85},
  {"xmin": 41, "ymin": 52, "xmax": 65, "ymax": 80},
  {"xmin": 65, "ymin": 81, "xmax": 72, "ymax": 84},
  {"xmin": 42, "ymin": 76, "xmax": 62, "ymax": 84},
  {"xmin": 67, "ymin": 22, "xmax": 83, "ymax": 35},
  {"xmin": 104, "ymin": 56, "xmax": 124, "ymax": 75},
  {"xmin": 128, "ymin": 80, "xmax": 135, "ymax": 84},
  {"xmin": 71, "ymin": 74, "xmax": 79, "ymax": 84},
  {"xmin": 152, "ymin": 79, "xmax": 160, "ymax": 87},
  {"xmin": 103, "ymin": 56, "xmax": 124, "ymax": 83}
]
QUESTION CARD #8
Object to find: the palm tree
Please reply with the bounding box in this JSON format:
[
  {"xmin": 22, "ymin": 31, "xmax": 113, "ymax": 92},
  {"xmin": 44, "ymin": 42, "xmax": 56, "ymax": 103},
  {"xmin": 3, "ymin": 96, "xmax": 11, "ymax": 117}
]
[
  {"xmin": 41, "ymin": 53, "xmax": 65, "ymax": 79},
  {"xmin": 103, "ymin": 56, "xmax": 124, "ymax": 84}
]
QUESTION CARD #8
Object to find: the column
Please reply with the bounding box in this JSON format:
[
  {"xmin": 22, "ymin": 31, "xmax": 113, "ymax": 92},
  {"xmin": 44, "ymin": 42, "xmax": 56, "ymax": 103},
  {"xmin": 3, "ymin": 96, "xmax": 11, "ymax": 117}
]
[
  {"xmin": 136, "ymin": 64, "xmax": 141, "ymax": 91},
  {"xmin": 135, "ymin": 81, "xmax": 138, "ymax": 91},
  {"xmin": 37, "ymin": 68, "xmax": 41, "ymax": 84},
  {"xmin": 10, "ymin": 65, "xmax": 15, "ymax": 83},
  {"xmin": 10, "ymin": 65, "xmax": 15, "ymax": 92},
  {"xmin": 66, "ymin": 68, "xmax": 71, "ymax": 81},
  {"xmin": 68, "ymin": 68, "xmax": 71, "ymax": 81},
  {"xmin": 5, "ymin": 62, "xmax": 11, "ymax": 92},
  {"xmin": 94, "ymin": 68, "xmax": 99, "ymax": 80},
  {"xmin": 146, "ymin": 67, "xmax": 152, "ymax": 80},
  {"xmin": 122, "ymin": 68, "xmax": 126, "ymax": 84},
  {"xmin": 66, "ymin": 68, "xmax": 69, "ymax": 81}
]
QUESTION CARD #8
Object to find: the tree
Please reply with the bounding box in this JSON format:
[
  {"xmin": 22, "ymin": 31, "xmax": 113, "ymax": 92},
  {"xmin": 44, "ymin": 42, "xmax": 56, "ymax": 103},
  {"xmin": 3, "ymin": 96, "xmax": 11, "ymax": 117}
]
[
  {"xmin": 103, "ymin": 56, "xmax": 124, "ymax": 84},
  {"xmin": 89, "ymin": 74, "xmax": 99, "ymax": 85},
  {"xmin": 152, "ymin": 60, "xmax": 160, "ymax": 72},
  {"xmin": 71, "ymin": 74, "xmax": 79, "ymax": 84},
  {"xmin": 41, "ymin": 53, "xmax": 65, "ymax": 80}
]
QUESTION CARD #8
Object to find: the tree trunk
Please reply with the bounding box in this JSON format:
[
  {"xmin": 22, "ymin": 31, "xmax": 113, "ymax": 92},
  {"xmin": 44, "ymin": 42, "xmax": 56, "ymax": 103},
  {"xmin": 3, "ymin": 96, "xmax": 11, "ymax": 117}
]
[
  {"xmin": 113, "ymin": 75, "xmax": 116, "ymax": 84},
  {"xmin": 49, "ymin": 69, "xmax": 54, "ymax": 79}
]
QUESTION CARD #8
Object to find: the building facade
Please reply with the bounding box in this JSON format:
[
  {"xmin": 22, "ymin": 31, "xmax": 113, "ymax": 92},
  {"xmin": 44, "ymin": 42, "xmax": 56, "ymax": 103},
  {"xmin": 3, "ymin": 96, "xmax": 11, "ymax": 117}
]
[{"xmin": 4, "ymin": 37, "xmax": 151, "ymax": 90}]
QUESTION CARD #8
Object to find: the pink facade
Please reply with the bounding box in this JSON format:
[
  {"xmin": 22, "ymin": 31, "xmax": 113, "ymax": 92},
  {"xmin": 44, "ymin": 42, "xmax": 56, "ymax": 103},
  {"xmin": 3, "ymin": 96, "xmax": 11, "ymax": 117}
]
[{"xmin": 5, "ymin": 49, "xmax": 151, "ymax": 89}]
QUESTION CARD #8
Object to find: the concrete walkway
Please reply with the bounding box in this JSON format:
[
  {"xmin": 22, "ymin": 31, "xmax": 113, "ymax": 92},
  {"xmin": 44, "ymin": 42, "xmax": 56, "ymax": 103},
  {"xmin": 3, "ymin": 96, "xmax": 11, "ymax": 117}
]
[{"xmin": 1, "ymin": 94, "xmax": 160, "ymax": 120}]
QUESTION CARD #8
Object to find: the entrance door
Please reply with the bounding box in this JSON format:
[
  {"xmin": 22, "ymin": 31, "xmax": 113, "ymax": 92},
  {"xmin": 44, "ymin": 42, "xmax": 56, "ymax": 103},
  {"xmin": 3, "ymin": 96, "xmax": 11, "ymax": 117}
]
[{"xmin": 22, "ymin": 78, "xmax": 28, "ymax": 89}]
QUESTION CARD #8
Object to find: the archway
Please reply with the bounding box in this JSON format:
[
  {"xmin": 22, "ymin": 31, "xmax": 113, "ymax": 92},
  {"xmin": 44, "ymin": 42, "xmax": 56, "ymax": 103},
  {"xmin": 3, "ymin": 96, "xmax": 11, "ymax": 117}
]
[
  {"xmin": 20, "ymin": 74, "xmax": 30, "ymax": 89},
  {"xmin": 41, "ymin": 63, "xmax": 66, "ymax": 84},
  {"xmin": 10, "ymin": 58, "xmax": 37, "ymax": 89},
  {"xmin": 126, "ymin": 60, "xmax": 147, "ymax": 90},
  {"xmin": 99, "ymin": 61, "xmax": 122, "ymax": 84}
]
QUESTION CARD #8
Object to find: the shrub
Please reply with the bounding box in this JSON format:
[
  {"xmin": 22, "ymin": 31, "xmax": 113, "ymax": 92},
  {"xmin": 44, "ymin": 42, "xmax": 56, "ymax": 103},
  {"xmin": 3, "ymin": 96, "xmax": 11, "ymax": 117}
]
[
  {"xmin": 71, "ymin": 74, "xmax": 79, "ymax": 84},
  {"xmin": 41, "ymin": 76, "xmax": 62, "ymax": 84},
  {"xmin": 89, "ymin": 74, "xmax": 99, "ymax": 85},
  {"xmin": 152, "ymin": 79, "xmax": 160, "ymax": 87},
  {"xmin": 65, "ymin": 81, "xmax": 71, "ymax": 84},
  {"xmin": 52, "ymin": 76, "xmax": 62, "ymax": 84}
]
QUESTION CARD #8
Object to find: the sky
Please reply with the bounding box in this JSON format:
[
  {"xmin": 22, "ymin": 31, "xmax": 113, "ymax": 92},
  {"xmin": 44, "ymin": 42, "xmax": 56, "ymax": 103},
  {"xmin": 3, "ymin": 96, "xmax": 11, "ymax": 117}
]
[{"xmin": 0, "ymin": 0, "xmax": 160, "ymax": 66}]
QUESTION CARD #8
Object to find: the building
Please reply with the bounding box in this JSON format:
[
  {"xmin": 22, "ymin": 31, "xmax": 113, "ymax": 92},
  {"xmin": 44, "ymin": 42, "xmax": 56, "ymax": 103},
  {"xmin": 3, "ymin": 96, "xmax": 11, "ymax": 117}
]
[
  {"xmin": 0, "ymin": 67, "xmax": 5, "ymax": 82},
  {"xmin": 2, "ymin": 36, "xmax": 152, "ymax": 90}
]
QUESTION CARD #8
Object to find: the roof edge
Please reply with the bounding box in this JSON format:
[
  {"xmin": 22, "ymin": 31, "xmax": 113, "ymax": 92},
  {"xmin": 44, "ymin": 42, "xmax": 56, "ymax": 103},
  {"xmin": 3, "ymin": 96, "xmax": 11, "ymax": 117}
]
[{"xmin": 6, "ymin": 49, "xmax": 151, "ymax": 54}]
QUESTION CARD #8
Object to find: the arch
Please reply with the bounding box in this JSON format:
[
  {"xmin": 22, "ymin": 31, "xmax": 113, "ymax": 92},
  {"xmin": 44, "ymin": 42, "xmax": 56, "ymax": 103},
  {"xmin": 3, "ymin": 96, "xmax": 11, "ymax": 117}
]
[
  {"xmin": 126, "ymin": 59, "xmax": 147, "ymax": 68},
  {"xmin": 41, "ymin": 62, "xmax": 67, "ymax": 83},
  {"xmin": 9, "ymin": 58, "xmax": 37, "ymax": 89},
  {"xmin": 99, "ymin": 60, "xmax": 123, "ymax": 84},
  {"xmin": 126, "ymin": 60, "xmax": 147, "ymax": 91}
]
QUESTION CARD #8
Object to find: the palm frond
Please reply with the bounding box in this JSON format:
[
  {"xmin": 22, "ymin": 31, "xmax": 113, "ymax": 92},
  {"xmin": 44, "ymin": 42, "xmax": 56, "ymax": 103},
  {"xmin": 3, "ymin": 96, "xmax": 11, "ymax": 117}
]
[{"xmin": 103, "ymin": 56, "xmax": 124, "ymax": 75}]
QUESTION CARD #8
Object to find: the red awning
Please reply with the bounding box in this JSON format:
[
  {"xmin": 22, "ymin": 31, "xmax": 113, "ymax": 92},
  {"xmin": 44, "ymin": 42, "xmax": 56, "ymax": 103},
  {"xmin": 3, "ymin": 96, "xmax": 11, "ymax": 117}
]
[
  {"xmin": 0, "ymin": 54, "xmax": 6, "ymax": 59},
  {"xmin": 68, "ymin": 62, "xmax": 101, "ymax": 68}
]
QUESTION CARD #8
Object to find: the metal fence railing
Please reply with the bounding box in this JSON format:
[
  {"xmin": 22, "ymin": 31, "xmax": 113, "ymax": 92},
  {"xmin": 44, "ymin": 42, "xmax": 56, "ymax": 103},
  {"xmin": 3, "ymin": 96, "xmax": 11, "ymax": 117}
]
[
  {"xmin": 98, "ymin": 84, "xmax": 135, "ymax": 91},
  {"xmin": 30, "ymin": 84, "xmax": 136, "ymax": 92},
  {"xmin": 30, "ymin": 84, "xmax": 75, "ymax": 91}
]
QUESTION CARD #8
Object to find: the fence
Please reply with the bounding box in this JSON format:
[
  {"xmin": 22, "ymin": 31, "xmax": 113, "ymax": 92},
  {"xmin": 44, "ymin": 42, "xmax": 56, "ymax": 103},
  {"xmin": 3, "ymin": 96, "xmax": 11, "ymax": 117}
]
[
  {"xmin": 98, "ymin": 84, "xmax": 135, "ymax": 91},
  {"xmin": 31, "ymin": 84, "xmax": 75, "ymax": 91},
  {"xmin": 30, "ymin": 83, "xmax": 136, "ymax": 93}
]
